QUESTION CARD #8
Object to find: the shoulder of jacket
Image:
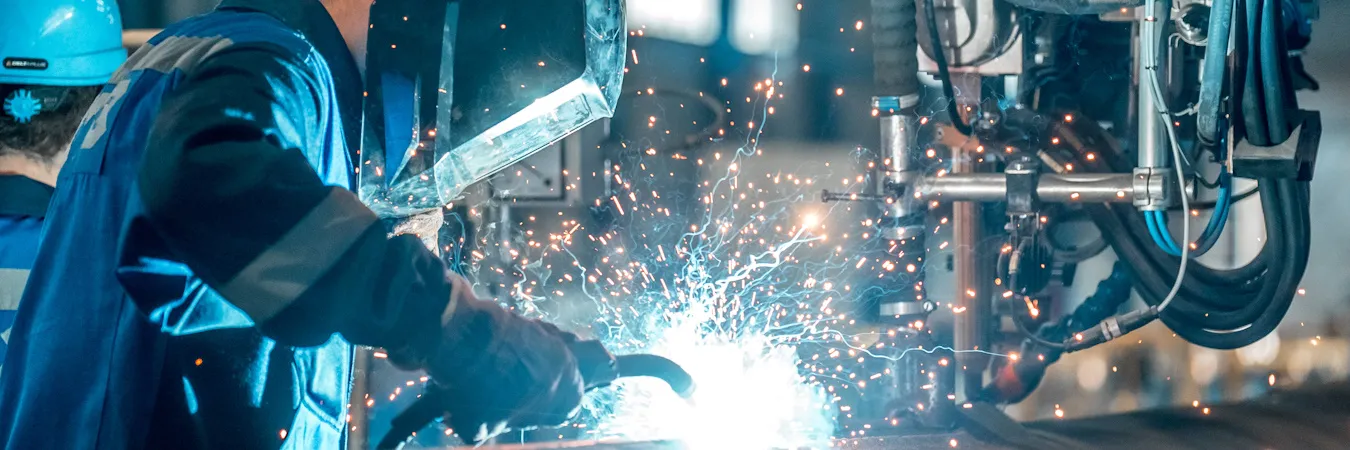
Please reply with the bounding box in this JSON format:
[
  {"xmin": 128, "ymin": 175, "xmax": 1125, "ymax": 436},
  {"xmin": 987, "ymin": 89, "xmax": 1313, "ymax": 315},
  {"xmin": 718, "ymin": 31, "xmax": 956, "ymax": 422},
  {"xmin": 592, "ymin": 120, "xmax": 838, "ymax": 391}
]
[{"xmin": 121, "ymin": 11, "xmax": 320, "ymax": 79}]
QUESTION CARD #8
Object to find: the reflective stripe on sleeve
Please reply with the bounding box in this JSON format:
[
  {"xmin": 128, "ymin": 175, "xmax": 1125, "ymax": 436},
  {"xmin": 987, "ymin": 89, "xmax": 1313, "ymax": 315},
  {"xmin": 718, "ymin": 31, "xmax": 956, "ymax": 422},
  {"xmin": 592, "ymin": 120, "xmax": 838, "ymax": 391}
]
[
  {"xmin": 0, "ymin": 268, "xmax": 29, "ymax": 311},
  {"xmin": 219, "ymin": 189, "xmax": 377, "ymax": 321}
]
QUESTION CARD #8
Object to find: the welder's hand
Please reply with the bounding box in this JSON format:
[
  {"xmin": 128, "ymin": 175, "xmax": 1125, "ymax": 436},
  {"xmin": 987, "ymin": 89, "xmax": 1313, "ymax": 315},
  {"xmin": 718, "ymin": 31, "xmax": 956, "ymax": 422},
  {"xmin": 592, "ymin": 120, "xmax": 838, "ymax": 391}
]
[{"xmin": 389, "ymin": 273, "xmax": 585, "ymax": 443}]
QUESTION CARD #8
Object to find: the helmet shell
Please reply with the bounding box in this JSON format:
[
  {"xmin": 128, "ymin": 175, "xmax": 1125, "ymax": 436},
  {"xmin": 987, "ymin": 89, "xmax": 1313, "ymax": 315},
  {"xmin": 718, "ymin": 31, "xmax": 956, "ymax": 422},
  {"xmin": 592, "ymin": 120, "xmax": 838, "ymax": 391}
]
[{"xmin": 0, "ymin": 0, "xmax": 127, "ymax": 86}]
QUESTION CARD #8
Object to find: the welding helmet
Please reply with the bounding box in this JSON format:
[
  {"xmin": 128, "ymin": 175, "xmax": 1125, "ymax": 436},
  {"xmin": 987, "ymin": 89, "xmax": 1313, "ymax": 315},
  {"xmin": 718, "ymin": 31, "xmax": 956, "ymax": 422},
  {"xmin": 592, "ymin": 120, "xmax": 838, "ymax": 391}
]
[
  {"xmin": 358, "ymin": 0, "xmax": 627, "ymax": 218},
  {"xmin": 0, "ymin": 0, "xmax": 126, "ymax": 87}
]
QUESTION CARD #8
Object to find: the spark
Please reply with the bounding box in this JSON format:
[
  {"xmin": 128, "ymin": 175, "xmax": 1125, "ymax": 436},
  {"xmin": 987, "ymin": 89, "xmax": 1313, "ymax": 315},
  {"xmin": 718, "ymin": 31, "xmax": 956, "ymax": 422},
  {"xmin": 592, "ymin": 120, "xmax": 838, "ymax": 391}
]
[{"xmin": 417, "ymin": 59, "xmax": 1010, "ymax": 449}]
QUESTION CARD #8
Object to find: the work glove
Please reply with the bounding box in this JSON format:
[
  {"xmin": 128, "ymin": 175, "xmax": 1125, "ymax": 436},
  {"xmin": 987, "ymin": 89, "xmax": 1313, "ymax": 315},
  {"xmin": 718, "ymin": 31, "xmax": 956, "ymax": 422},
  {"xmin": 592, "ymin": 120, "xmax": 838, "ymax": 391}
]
[{"xmin": 389, "ymin": 273, "xmax": 585, "ymax": 443}]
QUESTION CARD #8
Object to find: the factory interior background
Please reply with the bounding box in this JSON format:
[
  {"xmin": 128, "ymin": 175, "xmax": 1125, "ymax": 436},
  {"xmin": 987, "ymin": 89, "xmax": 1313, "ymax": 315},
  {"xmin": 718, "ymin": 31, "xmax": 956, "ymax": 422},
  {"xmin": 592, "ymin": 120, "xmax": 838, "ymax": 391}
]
[{"xmin": 90, "ymin": 0, "xmax": 1350, "ymax": 447}]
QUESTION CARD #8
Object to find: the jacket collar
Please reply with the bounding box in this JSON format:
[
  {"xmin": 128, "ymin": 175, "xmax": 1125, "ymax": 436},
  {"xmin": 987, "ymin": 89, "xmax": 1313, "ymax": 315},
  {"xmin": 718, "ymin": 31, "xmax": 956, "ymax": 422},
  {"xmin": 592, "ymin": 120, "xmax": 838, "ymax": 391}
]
[
  {"xmin": 217, "ymin": 0, "xmax": 364, "ymax": 156},
  {"xmin": 0, "ymin": 175, "xmax": 53, "ymax": 219}
]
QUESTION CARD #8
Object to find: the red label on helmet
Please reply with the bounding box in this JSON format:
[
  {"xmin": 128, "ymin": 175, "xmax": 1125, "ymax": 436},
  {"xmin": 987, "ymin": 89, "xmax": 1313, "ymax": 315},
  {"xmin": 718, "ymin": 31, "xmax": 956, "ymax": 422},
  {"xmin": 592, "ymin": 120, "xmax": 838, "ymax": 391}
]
[{"xmin": 2, "ymin": 58, "xmax": 49, "ymax": 70}]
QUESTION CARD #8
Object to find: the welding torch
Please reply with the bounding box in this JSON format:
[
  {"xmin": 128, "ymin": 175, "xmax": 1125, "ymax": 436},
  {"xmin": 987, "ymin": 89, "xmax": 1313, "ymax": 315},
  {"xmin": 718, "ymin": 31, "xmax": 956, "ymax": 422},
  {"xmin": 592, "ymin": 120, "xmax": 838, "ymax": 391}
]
[{"xmin": 376, "ymin": 340, "xmax": 696, "ymax": 449}]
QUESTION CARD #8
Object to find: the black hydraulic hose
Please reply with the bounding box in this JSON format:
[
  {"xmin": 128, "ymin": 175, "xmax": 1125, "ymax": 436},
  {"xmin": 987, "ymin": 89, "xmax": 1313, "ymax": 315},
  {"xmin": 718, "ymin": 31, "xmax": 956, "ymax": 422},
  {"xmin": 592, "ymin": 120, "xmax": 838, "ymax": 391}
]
[
  {"xmin": 1258, "ymin": 0, "xmax": 1294, "ymax": 144},
  {"xmin": 1241, "ymin": 0, "xmax": 1270, "ymax": 146},
  {"xmin": 1103, "ymin": 202, "xmax": 1270, "ymax": 310},
  {"xmin": 1091, "ymin": 160, "xmax": 1274, "ymax": 312},
  {"xmin": 921, "ymin": 0, "xmax": 972, "ymax": 135},
  {"xmin": 1197, "ymin": 0, "xmax": 1235, "ymax": 147},
  {"xmin": 1075, "ymin": 118, "xmax": 1274, "ymax": 291},
  {"xmin": 1149, "ymin": 186, "xmax": 1283, "ymax": 330},
  {"xmin": 1060, "ymin": 119, "xmax": 1271, "ymax": 294},
  {"xmin": 1163, "ymin": 180, "xmax": 1308, "ymax": 348},
  {"xmin": 1050, "ymin": 113, "xmax": 1307, "ymax": 348},
  {"xmin": 1045, "ymin": 0, "xmax": 1308, "ymax": 350},
  {"xmin": 1157, "ymin": 0, "xmax": 1309, "ymax": 348}
]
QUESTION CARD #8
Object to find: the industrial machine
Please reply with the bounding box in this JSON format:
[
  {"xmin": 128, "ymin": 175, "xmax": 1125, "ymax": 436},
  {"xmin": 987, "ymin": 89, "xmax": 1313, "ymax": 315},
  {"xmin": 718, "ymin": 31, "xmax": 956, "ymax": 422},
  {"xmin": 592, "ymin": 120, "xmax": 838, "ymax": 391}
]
[
  {"xmin": 818, "ymin": 0, "xmax": 1322, "ymax": 437},
  {"xmin": 358, "ymin": 0, "xmax": 1330, "ymax": 447}
]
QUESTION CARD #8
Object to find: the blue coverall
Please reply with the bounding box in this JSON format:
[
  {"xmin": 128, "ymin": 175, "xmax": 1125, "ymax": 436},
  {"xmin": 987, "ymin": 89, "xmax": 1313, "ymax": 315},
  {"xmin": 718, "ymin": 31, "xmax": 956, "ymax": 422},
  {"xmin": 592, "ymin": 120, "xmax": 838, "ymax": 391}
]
[
  {"xmin": 0, "ymin": 0, "xmax": 456, "ymax": 448},
  {"xmin": 0, "ymin": 175, "xmax": 52, "ymax": 369}
]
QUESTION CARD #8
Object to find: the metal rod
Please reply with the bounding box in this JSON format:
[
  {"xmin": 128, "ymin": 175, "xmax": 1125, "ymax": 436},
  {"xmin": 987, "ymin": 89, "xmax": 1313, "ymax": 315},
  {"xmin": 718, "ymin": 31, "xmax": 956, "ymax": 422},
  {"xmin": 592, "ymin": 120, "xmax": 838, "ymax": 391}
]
[
  {"xmin": 823, "ymin": 173, "xmax": 1136, "ymax": 204},
  {"xmin": 949, "ymin": 142, "xmax": 990, "ymax": 401},
  {"xmin": 921, "ymin": 173, "xmax": 1136, "ymax": 203}
]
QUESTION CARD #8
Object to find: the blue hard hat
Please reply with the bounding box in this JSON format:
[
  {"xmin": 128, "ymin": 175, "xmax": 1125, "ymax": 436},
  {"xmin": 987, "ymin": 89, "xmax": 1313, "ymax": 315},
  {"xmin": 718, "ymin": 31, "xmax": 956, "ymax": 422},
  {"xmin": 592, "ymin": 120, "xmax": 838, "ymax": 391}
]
[{"xmin": 0, "ymin": 0, "xmax": 127, "ymax": 86}]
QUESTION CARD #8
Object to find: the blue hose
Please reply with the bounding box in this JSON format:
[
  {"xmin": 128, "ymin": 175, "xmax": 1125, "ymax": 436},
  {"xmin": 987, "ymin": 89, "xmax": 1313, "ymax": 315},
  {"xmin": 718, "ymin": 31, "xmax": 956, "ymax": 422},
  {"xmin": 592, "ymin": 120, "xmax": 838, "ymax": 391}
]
[{"xmin": 1146, "ymin": 173, "xmax": 1233, "ymax": 257}]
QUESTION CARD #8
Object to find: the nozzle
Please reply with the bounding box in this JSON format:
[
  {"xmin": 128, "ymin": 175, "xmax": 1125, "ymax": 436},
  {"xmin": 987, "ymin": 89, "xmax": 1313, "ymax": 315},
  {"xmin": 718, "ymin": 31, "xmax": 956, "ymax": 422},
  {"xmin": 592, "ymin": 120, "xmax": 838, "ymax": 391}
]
[{"xmin": 614, "ymin": 354, "xmax": 697, "ymax": 399}]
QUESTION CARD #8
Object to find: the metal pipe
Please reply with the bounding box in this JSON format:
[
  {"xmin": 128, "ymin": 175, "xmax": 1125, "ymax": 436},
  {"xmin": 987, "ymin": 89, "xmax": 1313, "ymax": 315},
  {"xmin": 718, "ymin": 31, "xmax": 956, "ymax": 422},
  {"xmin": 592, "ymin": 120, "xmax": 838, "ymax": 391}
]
[
  {"xmin": 949, "ymin": 142, "xmax": 991, "ymax": 401},
  {"xmin": 920, "ymin": 173, "xmax": 1137, "ymax": 203},
  {"xmin": 1136, "ymin": 4, "xmax": 1168, "ymax": 170},
  {"xmin": 881, "ymin": 113, "xmax": 924, "ymax": 227},
  {"xmin": 870, "ymin": 0, "xmax": 928, "ymax": 324}
]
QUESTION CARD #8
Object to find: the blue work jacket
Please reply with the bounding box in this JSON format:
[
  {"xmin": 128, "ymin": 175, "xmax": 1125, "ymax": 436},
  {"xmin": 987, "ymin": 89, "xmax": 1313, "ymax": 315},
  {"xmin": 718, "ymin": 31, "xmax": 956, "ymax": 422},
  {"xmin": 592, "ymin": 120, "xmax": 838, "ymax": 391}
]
[
  {"xmin": 0, "ymin": 175, "xmax": 52, "ymax": 372},
  {"xmin": 0, "ymin": 1, "xmax": 385, "ymax": 448}
]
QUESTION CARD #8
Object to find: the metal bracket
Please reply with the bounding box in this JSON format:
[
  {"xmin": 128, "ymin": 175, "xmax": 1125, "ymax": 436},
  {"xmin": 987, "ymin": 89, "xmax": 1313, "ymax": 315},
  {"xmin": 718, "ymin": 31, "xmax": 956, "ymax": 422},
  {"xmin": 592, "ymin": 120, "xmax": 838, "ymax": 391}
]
[
  {"xmin": 1132, "ymin": 167, "xmax": 1177, "ymax": 211},
  {"xmin": 1231, "ymin": 110, "xmax": 1321, "ymax": 181},
  {"xmin": 1004, "ymin": 157, "xmax": 1040, "ymax": 216}
]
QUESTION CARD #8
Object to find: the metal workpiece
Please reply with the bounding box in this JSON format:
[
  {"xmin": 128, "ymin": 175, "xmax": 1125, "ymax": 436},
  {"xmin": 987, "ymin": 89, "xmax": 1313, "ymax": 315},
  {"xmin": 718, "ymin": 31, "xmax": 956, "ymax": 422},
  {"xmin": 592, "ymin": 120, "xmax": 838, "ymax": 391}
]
[{"xmin": 1131, "ymin": 167, "xmax": 1178, "ymax": 210}]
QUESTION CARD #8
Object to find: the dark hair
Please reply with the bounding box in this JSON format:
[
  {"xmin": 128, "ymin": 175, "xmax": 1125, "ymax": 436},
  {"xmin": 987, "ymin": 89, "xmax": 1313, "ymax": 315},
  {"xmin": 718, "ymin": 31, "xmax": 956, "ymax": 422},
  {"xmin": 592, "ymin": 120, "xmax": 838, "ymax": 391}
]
[{"xmin": 0, "ymin": 85, "xmax": 101, "ymax": 164}]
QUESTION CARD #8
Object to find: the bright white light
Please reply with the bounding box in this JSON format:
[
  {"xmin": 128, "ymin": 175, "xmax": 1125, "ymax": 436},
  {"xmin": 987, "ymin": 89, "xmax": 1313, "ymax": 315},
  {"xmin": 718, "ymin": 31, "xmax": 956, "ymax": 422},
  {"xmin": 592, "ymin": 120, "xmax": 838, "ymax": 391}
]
[
  {"xmin": 731, "ymin": 0, "xmax": 800, "ymax": 55},
  {"xmin": 627, "ymin": 0, "xmax": 721, "ymax": 46},
  {"xmin": 588, "ymin": 320, "xmax": 835, "ymax": 449},
  {"xmin": 1189, "ymin": 347, "xmax": 1222, "ymax": 385},
  {"xmin": 801, "ymin": 213, "xmax": 820, "ymax": 229},
  {"xmin": 1235, "ymin": 332, "xmax": 1281, "ymax": 367},
  {"xmin": 1075, "ymin": 355, "xmax": 1108, "ymax": 392}
]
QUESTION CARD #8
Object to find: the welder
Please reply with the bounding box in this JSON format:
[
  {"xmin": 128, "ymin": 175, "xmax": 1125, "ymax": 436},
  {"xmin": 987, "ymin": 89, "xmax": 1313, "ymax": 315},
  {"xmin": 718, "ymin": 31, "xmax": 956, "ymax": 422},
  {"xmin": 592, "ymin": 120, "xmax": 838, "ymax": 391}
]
[
  {"xmin": 0, "ymin": 1, "xmax": 126, "ymax": 371},
  {"xmin": 0, "ymin": 0, "xmax": 591, "ymax": 448}
]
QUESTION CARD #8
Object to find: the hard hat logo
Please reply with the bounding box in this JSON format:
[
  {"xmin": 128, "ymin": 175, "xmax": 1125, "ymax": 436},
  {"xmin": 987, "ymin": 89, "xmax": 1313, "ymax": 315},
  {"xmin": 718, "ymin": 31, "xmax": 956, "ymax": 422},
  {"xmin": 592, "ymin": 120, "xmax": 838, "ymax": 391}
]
[
  {"xmin": 2, "ymin": 58, "xmax": 50, "ymax": 71},
  {"xmin": 3, "ymin": 90, "xmax": 42, "ymax": 124}
]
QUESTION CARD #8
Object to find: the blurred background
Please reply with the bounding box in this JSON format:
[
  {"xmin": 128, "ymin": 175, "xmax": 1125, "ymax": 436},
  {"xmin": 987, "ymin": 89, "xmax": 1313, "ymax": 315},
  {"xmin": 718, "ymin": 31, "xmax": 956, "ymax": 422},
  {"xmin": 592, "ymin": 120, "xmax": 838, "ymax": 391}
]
[{"xmin": 113, "ymin": 0, "xmax": 1350, "ymax": 446}]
